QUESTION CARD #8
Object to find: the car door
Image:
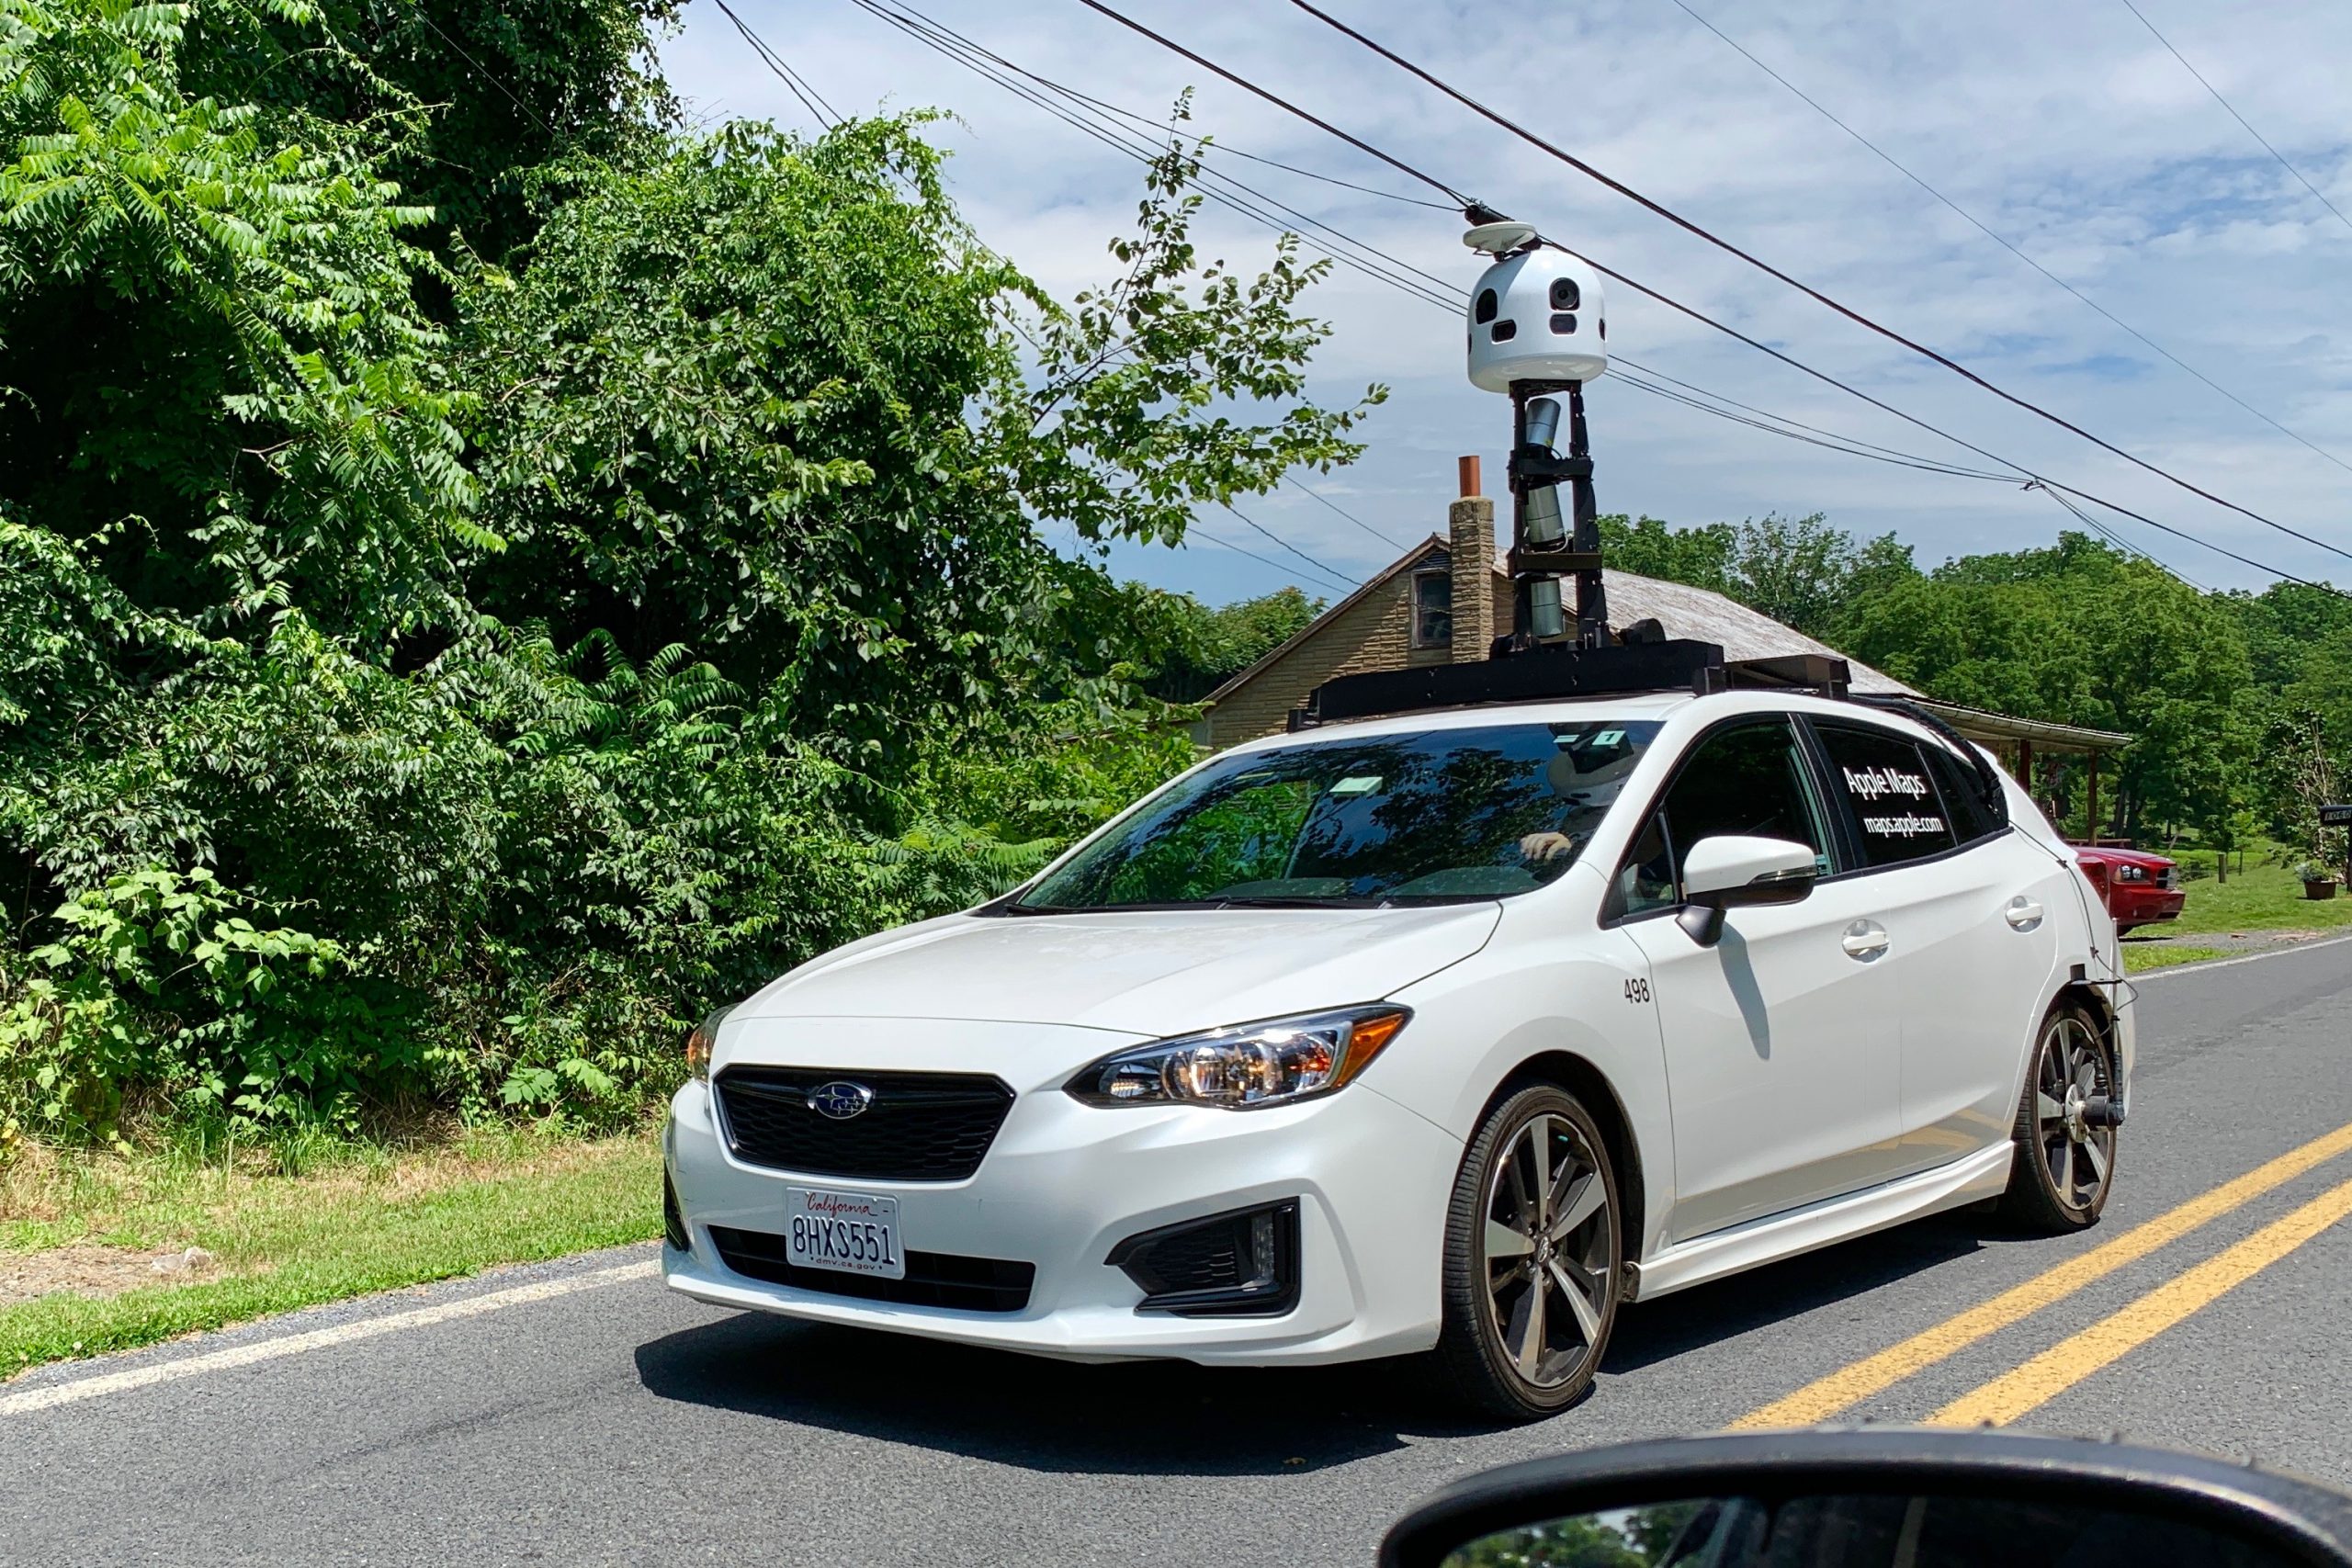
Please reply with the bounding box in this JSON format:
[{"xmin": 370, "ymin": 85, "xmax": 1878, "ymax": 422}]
[
  {"xmin": 1611, "ymin": 716, "xmax": 1904, "ymax": 1243},
  {"xmin": 1809, "ymin": 720, "xmax": 2067, "ymax": 1176}
]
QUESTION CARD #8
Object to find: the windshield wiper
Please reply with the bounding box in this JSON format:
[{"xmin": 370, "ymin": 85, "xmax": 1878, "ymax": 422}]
[{"xmin": 1214, "ymin": 895, "xmax": 1370, "ymax": 909}]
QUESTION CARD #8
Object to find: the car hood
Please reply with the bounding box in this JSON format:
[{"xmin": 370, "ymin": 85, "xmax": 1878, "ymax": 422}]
[{"xmin": 734, "ymin": 903, "xmax": 1503, "ymax": 1038}]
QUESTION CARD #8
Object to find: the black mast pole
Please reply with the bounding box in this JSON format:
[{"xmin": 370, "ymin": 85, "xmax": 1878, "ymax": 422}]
[{"xmin": 1568, "ymin": 382, "xmax": 1606, "ymax": 646}]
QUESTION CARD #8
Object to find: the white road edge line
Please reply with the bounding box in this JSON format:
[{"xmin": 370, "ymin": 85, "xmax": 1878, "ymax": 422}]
[
  {"xmin": 0, "ymin": 1259, "xmax": 659, "ymax": 1418},
  {"xmin": 2132, "ymin": 931, "xmax": 2352, "ymax": 980}
]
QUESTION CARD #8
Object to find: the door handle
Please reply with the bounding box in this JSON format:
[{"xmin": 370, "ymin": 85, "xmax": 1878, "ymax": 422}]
[
  {"xmin": 1841, "ymin": 919, "xmax": 1890, "ymax": 962},
  {"xmin": 2005, "ymin": 896, "xmax": 2044, "ymax": 931}
]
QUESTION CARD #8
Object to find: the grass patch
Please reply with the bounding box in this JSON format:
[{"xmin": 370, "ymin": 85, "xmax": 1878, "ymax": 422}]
[
  {"xmin": 0, "ymin": 1125, "xmax": 659, "ymax": 1378},
  {"xmin": 2158, "ymin": 849, "xmax": 2350, "ymax": 936},
  {"xmin": 2121, "ymin": 943, "xmax": 2228, "ymax": 974}
]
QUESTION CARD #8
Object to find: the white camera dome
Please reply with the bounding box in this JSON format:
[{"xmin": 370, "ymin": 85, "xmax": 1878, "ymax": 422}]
[{"xmin": 1466, "ymin": 246, "xmax": 1607, "ymax": 391}]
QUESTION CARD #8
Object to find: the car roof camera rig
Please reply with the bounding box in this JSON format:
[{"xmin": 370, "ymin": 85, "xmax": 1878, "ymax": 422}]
[
  {"xmin": 1463, "ymin": 209, "xmax": 1611, "ymax": 654},
  {"xmin": 1293, "ymin": 208, "xmax": 1834, "ymax": 731}
]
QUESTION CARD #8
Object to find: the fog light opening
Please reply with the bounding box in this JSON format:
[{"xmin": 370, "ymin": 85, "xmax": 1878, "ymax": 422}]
[{"xmin": 1105, "ymin": 1201, "xmax": 1301, "ymax": 1317}]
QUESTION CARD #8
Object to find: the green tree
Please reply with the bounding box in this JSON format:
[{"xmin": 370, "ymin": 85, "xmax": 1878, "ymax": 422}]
[
  {"xmin": 1140, "ymin": 585, "xmax": 1324, "ymax": 702},
  {"xmin": 0, "ymin": 9, "xmax": 1376, "ymax": 1132},
  {"xmin": 458, "ymin": 116, "xmax": 1378, "ymax": 762}
]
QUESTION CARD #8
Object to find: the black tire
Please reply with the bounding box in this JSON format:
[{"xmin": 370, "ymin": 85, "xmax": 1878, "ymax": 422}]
[
  {"xmin": 1427, "ymin": 1084, "xmax": 1623, "ymax": 1421},
  {"xmin": 1999, "ymin": 1003, "xmax": 2120, "ymax": 1232}
]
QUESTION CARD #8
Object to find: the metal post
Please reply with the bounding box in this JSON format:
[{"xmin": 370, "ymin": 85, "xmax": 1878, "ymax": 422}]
[
  {"xmin": 1508, "ymin": 386, "xmax": 1532, "ymax": 647},
  {"xmin": 1567, "ymin": 382, "xmax": 1606, "ymax": 646},
  {"xmin": 2086, "ymin": 751, "xmax": 2099, "ymax": 845}
]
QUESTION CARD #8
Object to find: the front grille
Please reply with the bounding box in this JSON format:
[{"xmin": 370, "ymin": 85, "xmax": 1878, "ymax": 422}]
[
  {"xmin": 708, "ymin": 1225, "xmax": 1034, "ymax": 1313},
  {"xmin": 714, "ymin": 1066, "xmax": 1014, "ymax": 1181},
  {"xmin": 2158, "ymin": 865, "xmax": 2178, "ymax": 890}
]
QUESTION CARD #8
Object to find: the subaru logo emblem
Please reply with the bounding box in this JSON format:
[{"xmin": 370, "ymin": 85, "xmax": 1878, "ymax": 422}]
[{"xmin": 807, "ymin": 1080, "xmax": 875, "ymax": 1121}]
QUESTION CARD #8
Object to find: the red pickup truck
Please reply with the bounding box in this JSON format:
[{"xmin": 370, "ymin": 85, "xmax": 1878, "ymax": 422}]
[{"xmin": 2075, "ymin": 846, "xmax": 2186, "ymax": 934}]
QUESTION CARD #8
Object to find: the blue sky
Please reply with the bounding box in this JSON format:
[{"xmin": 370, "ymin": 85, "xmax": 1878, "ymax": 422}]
[{"xmin": 661, "ymin": 0, "xmax": 2352, "ymax": 606}]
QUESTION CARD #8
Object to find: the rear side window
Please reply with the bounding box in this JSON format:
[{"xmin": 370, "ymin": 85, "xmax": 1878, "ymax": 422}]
[
  {"xmin": 1815, "ymin": 723, "xmax": 1959, "ymax": 867},
  {"xmin": 1921, "ymin": 741, "xmax": 2001, "ymax": 845}
]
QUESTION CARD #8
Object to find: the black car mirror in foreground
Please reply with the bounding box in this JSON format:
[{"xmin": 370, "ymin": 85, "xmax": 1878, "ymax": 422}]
[{"xmin": 1379, "ymin": 1430, "xmax": 2352, "ymax": 1568}]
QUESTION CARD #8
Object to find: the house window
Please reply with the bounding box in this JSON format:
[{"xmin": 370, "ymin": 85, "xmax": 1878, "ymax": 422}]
[{"xmin": 1412, "ymin": 569, "xmax": 1453, "ymax": 649}]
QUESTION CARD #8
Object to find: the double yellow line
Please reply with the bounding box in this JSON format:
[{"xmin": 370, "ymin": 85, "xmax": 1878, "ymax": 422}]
[{"xmin": 1731, "ymin": 1119, "xmax": 2352, "ymax": 1430}]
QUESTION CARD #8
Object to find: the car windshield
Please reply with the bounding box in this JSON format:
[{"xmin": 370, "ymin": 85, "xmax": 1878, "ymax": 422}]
[{"xmin": 1010, "ymin": 718, "xmax": 1664, "ymax": 911}]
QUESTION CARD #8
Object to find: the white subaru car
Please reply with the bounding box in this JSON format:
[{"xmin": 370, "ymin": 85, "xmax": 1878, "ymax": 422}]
[{"xmin": 662, "ymin": 689, "xmax": 2128, "ymax": 1418}]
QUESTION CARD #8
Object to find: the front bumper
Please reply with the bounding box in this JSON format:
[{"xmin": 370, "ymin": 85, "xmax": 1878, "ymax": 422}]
[
  {"xmin": 662, "ymin": 1032, "xmax": 1464, "ymax": 1366},
  {"xmin": 2112, "ymin": 887, "xmax": 2186, "ymax": 927}
]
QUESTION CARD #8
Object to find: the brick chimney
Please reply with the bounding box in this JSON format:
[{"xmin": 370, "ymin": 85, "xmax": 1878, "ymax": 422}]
[{"xmin": 1449, "ymin": 457, "xmax": 1496, "ymax": 662}]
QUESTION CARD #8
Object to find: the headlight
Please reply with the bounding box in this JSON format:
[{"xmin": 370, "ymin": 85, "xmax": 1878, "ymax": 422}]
[
  {"xmin": 683, "ymin": 1004, "xmax": 735, "ymax": 1082},
  {"xmin": 2114, "ymin": 864, "xmax": 2150, "ymax": 883},
  {"xmin": 1065, "ymin": 1005, "xmax": 1410, "ymax": 1111}
]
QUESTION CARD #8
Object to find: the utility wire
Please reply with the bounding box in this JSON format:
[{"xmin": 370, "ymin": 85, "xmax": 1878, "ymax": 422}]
[
  {"xmin": 2035, "ymin": 481, "xmax": 2212, "ymax": 592},
  {"xmin": 1069, "ymin": 0, "xmax": 2352, "ymax": 600},
  {"xmin": 1187, "ymin": 523, "xmax": 1346, "ymax": 593},
  {"xmin": 1661, "ymin": 0, "xmax": 2352, "ymax": 479},
  {"xmin": 856, "ymin": 1, "xmax": 2011, "ymax": 538},
  {"xmin": 888, "ymin": 0, "xmax": 2033, "ymax": 499},
  {"xmin": 414, "ymin": 11, "xmax": 564, "ymax": 141},
  {"xmin": 846, "ymin": 4, "xmax": 1453, "ymax": 211},
  {"xmin": 853, "ymin": 0, "xmax": 1464, "ymax": 311},
  {"xmin": 1068, "ymin": 0, "xmax": 1478, "ymax": 210},
  {"xmin": 714, "ymin": 0, "xmax": 841, "ymax": 128},
  {"xmin": 1283, "ymin": 475, "xmax": 1410, "ymax": 550},
  {"xmin": 1268, "ymin": 0, "xmax": 2352, "ymax": 567},
  {"xmin": 1221, "ymin": 502, "xmax": 1359, "ymax": 592},
  {"xmin": 2118, "ymin": 0, "xmax": 2352, "ymax": 237}
]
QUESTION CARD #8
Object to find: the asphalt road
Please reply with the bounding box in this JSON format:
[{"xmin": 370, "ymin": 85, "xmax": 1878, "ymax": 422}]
[{"xmin": 6, "ymin": 937, "xmax": 2350, "ymax": 1567}]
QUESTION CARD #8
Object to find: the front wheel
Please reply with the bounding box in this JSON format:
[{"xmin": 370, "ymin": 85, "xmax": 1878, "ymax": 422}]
[
  {"xmin": 1999, "ymin": 1004, "xmax": 2119, "ymax": 1231},
  {"xmin": 1428, "ymin": 1085, "xmax": 1623, "ymax": 1421}
]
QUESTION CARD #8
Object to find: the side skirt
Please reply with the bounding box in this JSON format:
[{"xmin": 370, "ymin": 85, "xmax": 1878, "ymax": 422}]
[{"xmin": 1629, "ymin": 1142, "xmax": 2015, "ymax": 1302}]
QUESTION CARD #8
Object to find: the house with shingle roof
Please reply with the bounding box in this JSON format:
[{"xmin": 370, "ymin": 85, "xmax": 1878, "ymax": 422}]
[{"xmin": 1198, "ymin": 465, "xmax": 2126, "ymax": 803}]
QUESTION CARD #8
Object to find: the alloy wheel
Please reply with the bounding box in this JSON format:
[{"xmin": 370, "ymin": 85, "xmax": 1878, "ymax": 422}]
[
  {"xmin": 2032, "ymin": 1014, "xmax": 2116, "ymax": 1213},
  {"xmin": 1480, "ymin": 1111, "xmax": 1617, "ymax": 1391}
]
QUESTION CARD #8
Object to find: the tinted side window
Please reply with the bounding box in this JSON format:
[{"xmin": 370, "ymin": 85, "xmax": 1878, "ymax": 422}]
[
  {"xmin": 1815, "ymin": 723, "xmax": 1959, "ymax": 866},
  {"xmin": 1611, "ymin": 721, "xmax": 1833, "ymax": 918},
  {"xmin": 1922, "ymin": 742, "xmax": 1999, "ymax": 844}
]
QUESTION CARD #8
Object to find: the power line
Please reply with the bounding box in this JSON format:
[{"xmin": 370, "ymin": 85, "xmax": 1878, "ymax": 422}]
[
  {"xmin": 1283, "ymin": 474, "xmax": 1409, "ymax": 550},
  {"xmin": 1221, "ymin": 502, "xmax": 1358, "ymax": 592},
  {"xmin": 1611, "ymin": 367, "xmax": 2021, "ymax": 481},
  {"xmin": 861, "ymin": 0, "xmax": 2012, "ymax": 536},
  {"xmin": 1269, "ymin": 0, "xmax": 2352, "ymax": 567},
  {"xmin": 844, "ymin": 6, "xmax": 1453, "ymax": 211},
  {"xmin": 1186, "ymin": 523, "xmax": 1343, "ymax": 594},
  {"xmin": 1660, "ymin": 0, "xmax": 2352, "ymax": 479},
  {"xmin": 413, "ymin": 11, "xmax": 563, "ymax": 141},
  {"xmin": 2034, "ymin": 481, "xmax": 2211, "ymax": 592},
  {"xmin": 2118, "ymin": 0, "xmax": 2352, "ymax": 238},
  {"xmin": 714, "ymin": 0, "xmax": 841, "ymax": 129},
  {"xmin": 1068, "ymin": 0, "xmax": 2352, "ymax": 601},
  {"xmin": 889, "ymin": 0, "xmax": 2036, "ymax": 504},
  {"xmin": 851, "ymin": 0, "xmax": 1464, "ymax": 311}
]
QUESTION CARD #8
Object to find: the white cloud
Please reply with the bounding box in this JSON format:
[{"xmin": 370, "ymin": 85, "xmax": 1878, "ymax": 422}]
[{"xmin": 661, "ymin": 0, "xmax": 2352, "ymax": 601}]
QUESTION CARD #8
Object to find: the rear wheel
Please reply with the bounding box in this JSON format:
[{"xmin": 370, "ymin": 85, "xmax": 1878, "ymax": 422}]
[
  {"xmin": 1999, "ymin": 1004, "xmax": 2119, "ymax": 1231},
  {"xmin": 1430, "ymin": 1085, "xmax": 1623, "ymax": 1421}
]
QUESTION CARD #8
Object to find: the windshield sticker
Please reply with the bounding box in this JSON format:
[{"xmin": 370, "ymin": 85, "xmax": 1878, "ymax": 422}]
[
  {"xmin": 1840, "ymin": 763, "xmax": 1946, "ymax": 840},
  {"xmin": 1328, "ymin": 774, "xmax": 1385, "ymax": 796},
  {"xmin": 1586, "ymin": 729, "xmax": 1625, "ymax": 748}
]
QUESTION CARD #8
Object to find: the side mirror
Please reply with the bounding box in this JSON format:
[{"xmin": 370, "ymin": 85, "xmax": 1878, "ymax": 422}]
[
  {"xmin": 1380, "ymin": 1430, "xmax": 2352, "ymax": 1568},
  {"xmin": 1677, "ymin": 835, "xmax": 1820, "ymax": 947}
]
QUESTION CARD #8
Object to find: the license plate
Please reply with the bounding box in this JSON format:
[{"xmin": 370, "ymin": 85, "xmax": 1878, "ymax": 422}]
[{"xmin": 785, "ymin": 1187, "xmax": 906, "ymax": 1280}]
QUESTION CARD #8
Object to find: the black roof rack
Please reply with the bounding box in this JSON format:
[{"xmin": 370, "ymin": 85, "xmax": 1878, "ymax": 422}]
[{"xmin": 1286, "ymin": 642, "xmax": 1850, "ymax": 731}]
